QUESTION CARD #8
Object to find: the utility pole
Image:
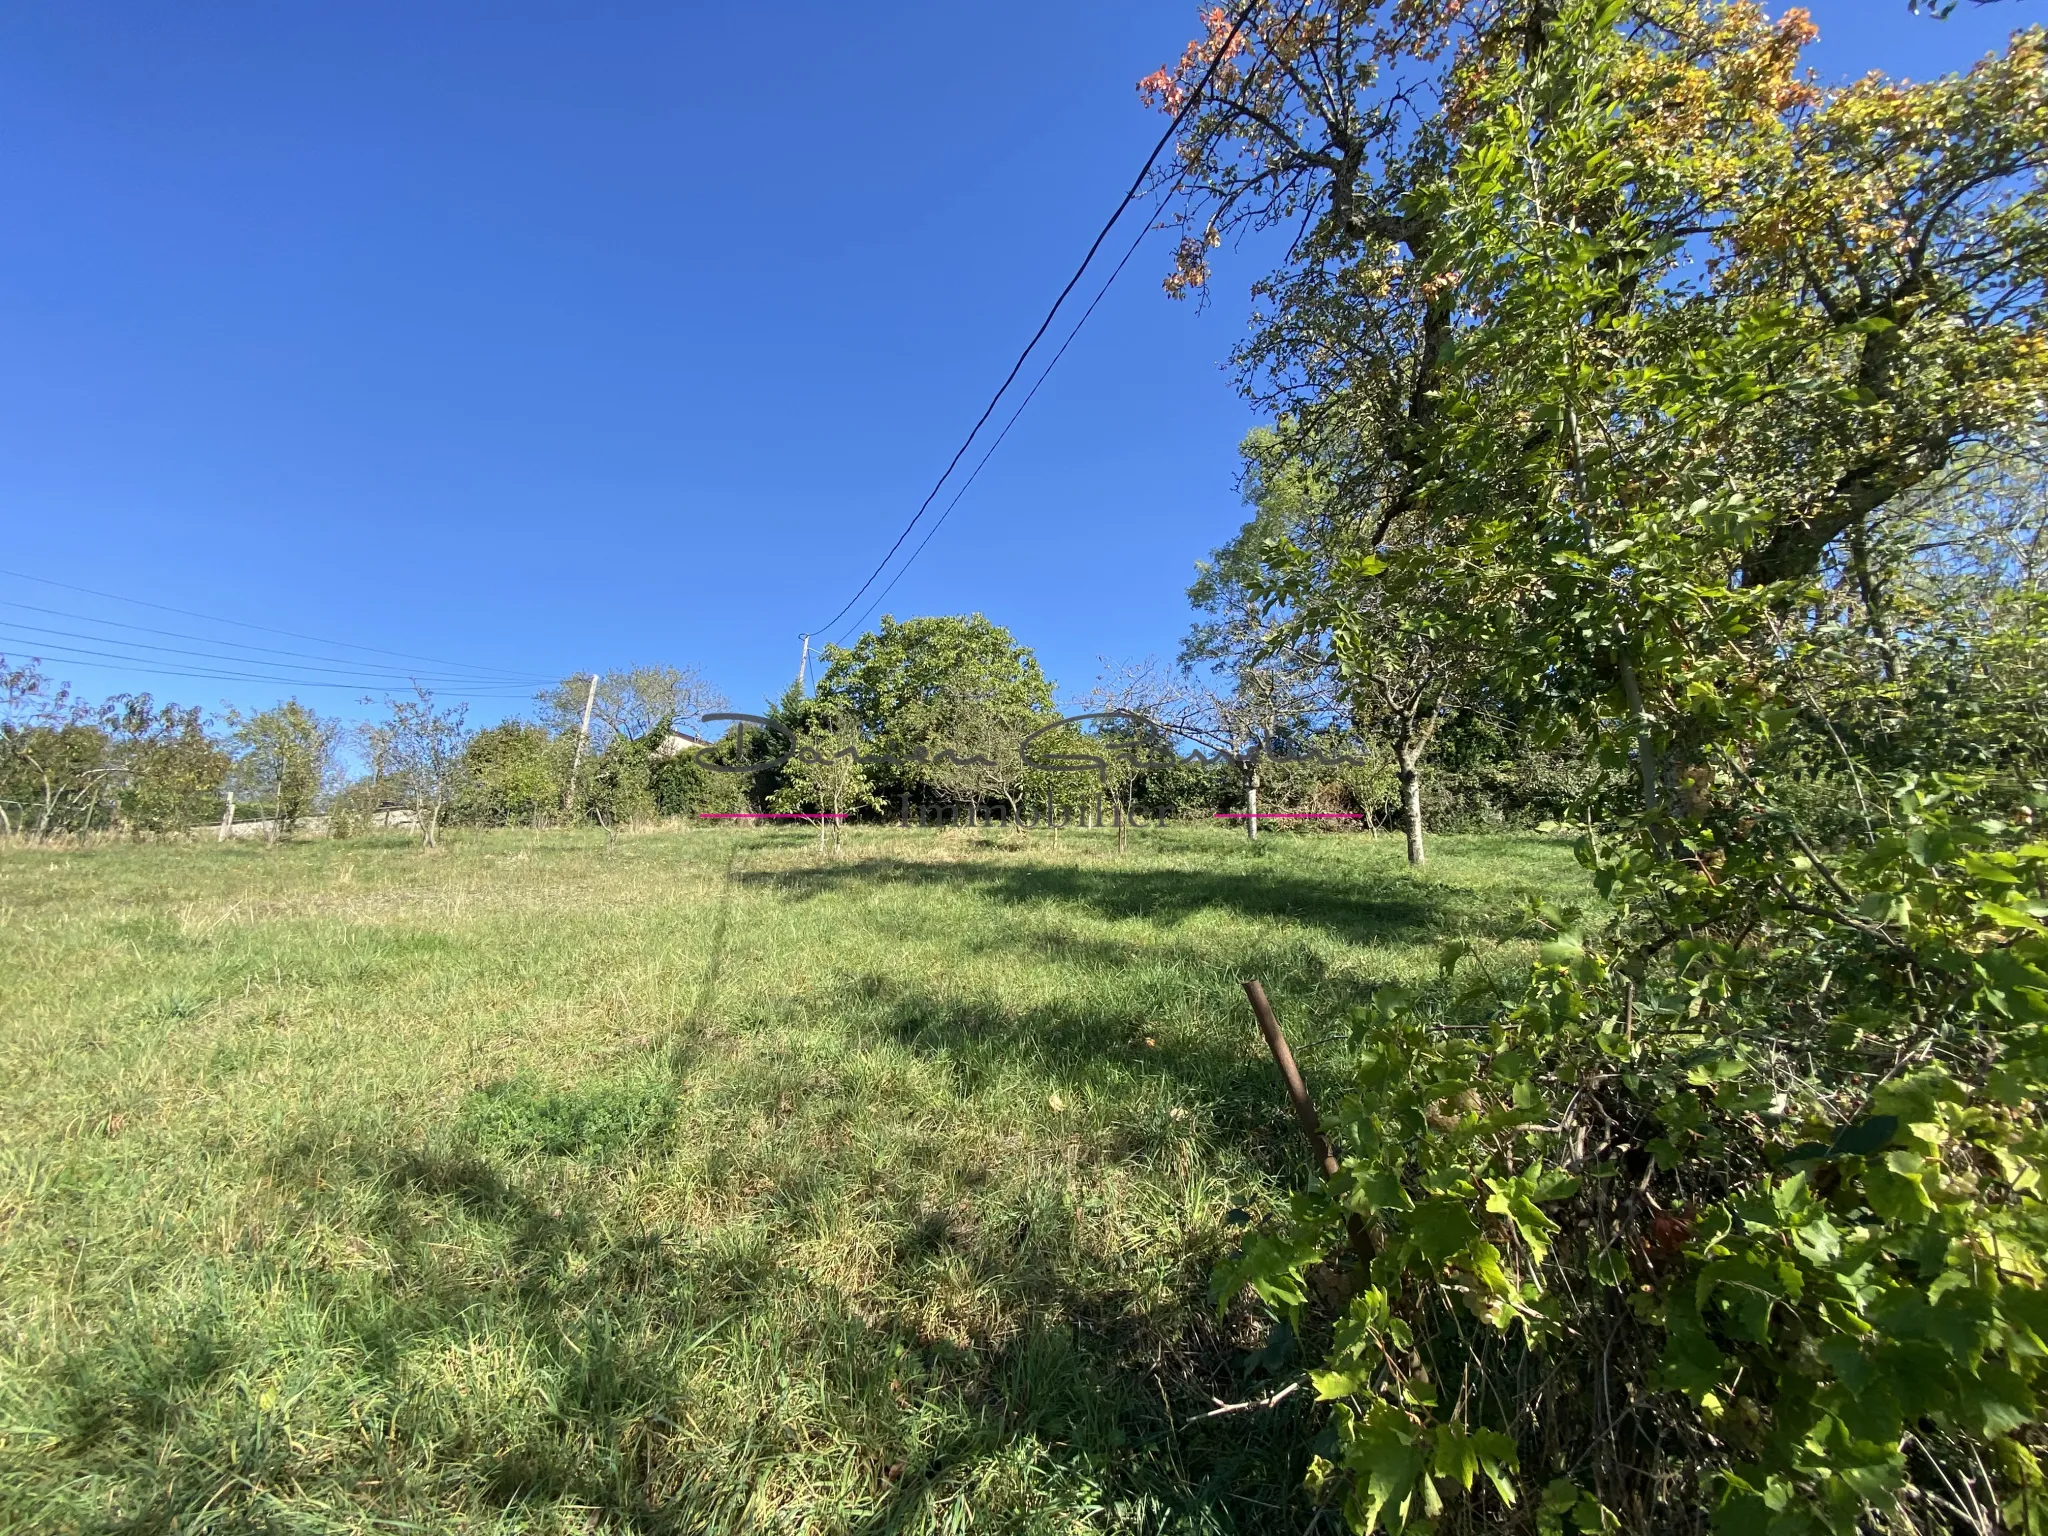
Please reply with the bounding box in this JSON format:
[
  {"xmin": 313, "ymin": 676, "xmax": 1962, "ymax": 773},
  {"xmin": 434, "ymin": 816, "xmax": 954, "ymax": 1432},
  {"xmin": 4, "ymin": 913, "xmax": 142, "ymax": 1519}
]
[
  {"xmin": 795, "ymin": 634, "xmax": 811, "ymax": 696},
  {"xmin": 564, "ymin": 671, "xmax": 599, "ymax": 813}
]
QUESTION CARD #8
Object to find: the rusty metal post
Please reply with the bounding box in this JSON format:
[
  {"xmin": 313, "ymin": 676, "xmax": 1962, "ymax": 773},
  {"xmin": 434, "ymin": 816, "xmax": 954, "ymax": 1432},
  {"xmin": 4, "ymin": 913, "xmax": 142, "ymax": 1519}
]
[
  {"xmin": 1244, "ymin": 980, "xmax": 1340, "ymax": 1178},
  {"xmin": 1243, "ymin": 979, "xmax": 1373, "ymax": 1269}
]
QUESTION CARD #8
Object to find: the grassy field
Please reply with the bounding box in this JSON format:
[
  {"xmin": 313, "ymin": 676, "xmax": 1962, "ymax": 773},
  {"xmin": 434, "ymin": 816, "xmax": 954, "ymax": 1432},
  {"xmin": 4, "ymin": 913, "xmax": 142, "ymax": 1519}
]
[{"xmin": 0, "ymin": 823, "xmax": 1584, "ymax": 1535}]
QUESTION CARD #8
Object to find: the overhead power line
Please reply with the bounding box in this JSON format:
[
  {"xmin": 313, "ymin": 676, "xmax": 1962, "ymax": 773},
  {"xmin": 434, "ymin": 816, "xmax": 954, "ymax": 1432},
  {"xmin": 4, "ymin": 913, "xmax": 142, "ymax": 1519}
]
[
  {"xmin": 0, "ymin": 640, "xmax": 544, "ymax": 696},
  {"xmin": 807, "ymin": 0, "xmax": 1262, "ymax": 639},
  {"xmin": 0, "ymin": 617, "xmax": 551, "ymax": 689},
  {"xmin": 0, "ymin": 597, "xmax": 551, "ymax": 684},
  {"xmin": 834, "ymin": 207, "xmax": 1157, "ymax": 647},
  {"xmin": 0, "ymin": 565, "xmax": 538, "ymax": 679}
]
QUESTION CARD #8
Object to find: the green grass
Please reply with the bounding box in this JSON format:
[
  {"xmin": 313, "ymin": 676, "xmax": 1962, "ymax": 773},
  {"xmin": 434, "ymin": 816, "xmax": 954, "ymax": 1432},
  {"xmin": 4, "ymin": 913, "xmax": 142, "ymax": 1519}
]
[{"xmin": 0, "ymin": 823, "xmax": 1585, "ymax": 1534}]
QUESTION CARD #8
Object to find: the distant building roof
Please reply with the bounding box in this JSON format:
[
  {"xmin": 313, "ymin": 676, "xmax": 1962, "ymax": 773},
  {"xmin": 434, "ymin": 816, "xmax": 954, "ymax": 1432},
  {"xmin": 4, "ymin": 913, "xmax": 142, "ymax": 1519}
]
[{"xmin": 652, "ymin": 731, "xmax": 712, "ymax": 761}]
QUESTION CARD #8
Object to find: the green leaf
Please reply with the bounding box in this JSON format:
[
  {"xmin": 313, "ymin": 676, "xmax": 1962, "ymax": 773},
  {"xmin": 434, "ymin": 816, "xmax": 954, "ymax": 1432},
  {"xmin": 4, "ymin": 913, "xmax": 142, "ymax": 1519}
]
[
  {"xmin": 1588, "ymin": 1247, "xmax": 1630, "ymax": 1286},
  {"xmin": 1958, "ymin": 1363, "xmax": 2038, "ymax": 1438},
  {"xmin": 1830, "ymin": 1115, "xmax": 1900, "ymax": 1157},
  {"xmin": 1357, "ymin": 1169, "xmax": 1415, "ymax": 1215},
  {"xmin": 1406, "ymin": 1198, "xmax": 1481, "ymax": 1264},
  {"xmin": 1981, "ymin": 903, "xmax": 2047, "ymax": 933},
  {"xmin": 1861, "ymin": 1163, "xmax": 1935, "ymax": 1222},
  {"xmin": 1312, "ymin": 1367, "xmax": 1374, "ymax": 1401},
  {"xmin": 1344, "ymin": 1402, "xmax": 1430, "ymax": 1533},
  {"xmin": 1472, "ymin": 1427, "xmax": 1519, "ymax": 1506},
  {"xmin": 1432, "ymin": 1419, "xmax": 1479, "ymax": 1490}
]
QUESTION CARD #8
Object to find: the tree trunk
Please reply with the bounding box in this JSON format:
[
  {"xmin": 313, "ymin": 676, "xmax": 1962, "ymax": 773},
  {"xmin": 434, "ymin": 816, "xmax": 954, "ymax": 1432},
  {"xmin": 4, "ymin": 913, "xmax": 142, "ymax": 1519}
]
[
  {"xmin": 1396, "ymin": 737, "xmax": 1426, "ymax": 867},
  {"xmin": 1615, "ymin": 651, "xmax": 1660, "ymax": 816},
  {"xmin": 1247, "ymin": 764, "xmax": 1260, "ymax": 842},
  {"xmin": 1848, "ymin": 523, "xmax": 1900, "ymax": 685}
]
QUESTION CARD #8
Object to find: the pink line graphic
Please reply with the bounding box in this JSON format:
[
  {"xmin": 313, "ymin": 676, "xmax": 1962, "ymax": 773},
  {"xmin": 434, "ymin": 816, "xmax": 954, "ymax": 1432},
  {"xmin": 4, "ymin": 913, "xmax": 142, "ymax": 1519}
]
[
  {"xmin": 697, "ymin": 812, "xmax": 848, "ymax": 821},
  {"xmin": 1212, "ymin": 812, "xmax": 1362, "ymax": 820}
]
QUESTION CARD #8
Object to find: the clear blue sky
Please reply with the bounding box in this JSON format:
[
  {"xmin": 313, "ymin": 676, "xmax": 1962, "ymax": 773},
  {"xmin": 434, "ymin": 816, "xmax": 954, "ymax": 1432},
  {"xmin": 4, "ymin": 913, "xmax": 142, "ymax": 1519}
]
[{"xmin": 0, "ymin": 1, "xmax": 2029, "ymax": 724}]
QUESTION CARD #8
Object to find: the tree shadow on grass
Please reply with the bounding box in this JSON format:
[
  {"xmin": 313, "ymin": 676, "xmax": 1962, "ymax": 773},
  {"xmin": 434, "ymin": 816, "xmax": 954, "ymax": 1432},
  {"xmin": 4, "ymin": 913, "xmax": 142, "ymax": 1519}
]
[
  {"xmin": 32, "ymin": 1106, "xmax": 1327, "ymax": 1535},
  {"xmin": 826, "ymin": 965, "xmax": 1340, "ymax": 1173},
  {"xmin": 738, "ymin": 851, "xmax": 1536, "ymax": 954}
]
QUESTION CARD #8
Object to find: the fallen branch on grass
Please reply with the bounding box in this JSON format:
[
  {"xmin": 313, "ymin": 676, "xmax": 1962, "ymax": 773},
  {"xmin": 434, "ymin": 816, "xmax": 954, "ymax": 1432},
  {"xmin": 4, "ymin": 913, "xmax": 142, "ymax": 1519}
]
[{"xmin": 1183, "ymin": 1380, "xmax": 1303, "ymax": 1427}]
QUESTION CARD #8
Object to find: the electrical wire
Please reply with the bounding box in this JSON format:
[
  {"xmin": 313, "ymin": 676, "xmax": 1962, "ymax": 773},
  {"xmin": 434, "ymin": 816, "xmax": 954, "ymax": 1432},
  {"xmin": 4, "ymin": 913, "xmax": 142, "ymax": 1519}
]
[
  {"xmin": 0, "ymin": 596, "xmax": 553, "ymax": 683},
  {"xmin": 0, "ymin": 618, "xmax": 552, "ymax": 689},
  {"xmin": 833, "ymin": 204, "xmax": 1158, "ymax": 647},
  {"xmin": 0, "ymin": 565, "xmax": 538, "ymax": 678},
  {"xmin": 0, "ymin": 640, "xmax": 544, "ymax": 695},
  {"xmin": 807, "ymin": 0, "xmax": 1261, "ymax": 638}
]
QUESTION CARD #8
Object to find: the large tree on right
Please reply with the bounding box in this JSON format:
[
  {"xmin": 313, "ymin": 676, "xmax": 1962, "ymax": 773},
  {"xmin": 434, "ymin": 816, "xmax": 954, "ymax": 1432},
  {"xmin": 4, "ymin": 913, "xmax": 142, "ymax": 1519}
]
[{"xmin": 1147, "ymin": 4, "xmax": 2048, "ymax": 1531}]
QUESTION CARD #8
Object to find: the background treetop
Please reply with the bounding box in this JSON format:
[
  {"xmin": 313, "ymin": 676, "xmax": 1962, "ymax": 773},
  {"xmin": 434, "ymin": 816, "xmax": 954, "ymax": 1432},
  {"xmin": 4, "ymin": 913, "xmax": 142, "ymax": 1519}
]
[
  {"xmin": 814, "ymin": 614, "xmax": 1057, "ymax": 730},
  {"xmin": 536, "ymin": 665, "xmax": 726, "ymax": 756}
]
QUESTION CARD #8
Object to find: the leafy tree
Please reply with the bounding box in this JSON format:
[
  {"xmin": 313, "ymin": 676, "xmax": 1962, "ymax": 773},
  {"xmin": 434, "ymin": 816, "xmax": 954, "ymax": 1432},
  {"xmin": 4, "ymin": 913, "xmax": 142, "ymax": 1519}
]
[
  {"xmin": 1181, "ymin": 448, "xmax": 1347, "ymax": 842},
  {"xmin": 1146, "ymin": 3, "xmax": 2048, "ymax": 1529},
  {"xmin": 0, "ymin": 657, "xmax": 107, "ymax": 838},
  {"xmin": 649, "ymin": 743, "xmax": 750, "ymax": 818},
  {"xmin": 106, "ymin": 696, "xmax": 230, "ymax": 832},
  {"xmin": 454, "ymin": 722, "xmax": 564, "ymax": 827},
  {"xmin": 1210, "ymin": 426, "xmax": 1482, "ymax": 860},
  {"xmin": 228, "ymin": 700, "xmax": 336, "ymax": 839},
  {"xmin": 0, "ymin": 722, "xmax": 112, "ymax": 838},
  {"xmin": 584, "ymin": 732, "xmax": 658, "ymax": 831},
  {"xmin": 815, "ymin": 614, "xmax": 1058, "ymax": 817}
]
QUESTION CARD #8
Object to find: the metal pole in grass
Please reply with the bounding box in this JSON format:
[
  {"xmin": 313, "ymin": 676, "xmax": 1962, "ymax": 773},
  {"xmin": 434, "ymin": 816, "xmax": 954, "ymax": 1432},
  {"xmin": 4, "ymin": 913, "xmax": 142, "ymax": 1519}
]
[
  {"xmin": 1242, "ymin": 979, "xmax": 1373, "ymax": 1269},
  {"xmin": 1242, "ymin": 980, "xmax": 1339, "ymax": 1179}
]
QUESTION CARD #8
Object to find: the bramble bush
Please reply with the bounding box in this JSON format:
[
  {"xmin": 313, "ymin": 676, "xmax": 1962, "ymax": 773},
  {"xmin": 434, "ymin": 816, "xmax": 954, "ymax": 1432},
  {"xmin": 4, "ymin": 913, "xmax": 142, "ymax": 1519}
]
[{"xmin": 1223, "ymin": 769, "xmax": 2048, "ymax": 1531}]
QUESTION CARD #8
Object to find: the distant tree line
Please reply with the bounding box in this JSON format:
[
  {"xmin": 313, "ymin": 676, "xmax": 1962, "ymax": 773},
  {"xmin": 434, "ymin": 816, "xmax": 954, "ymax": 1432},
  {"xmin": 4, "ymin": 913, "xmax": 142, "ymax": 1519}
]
[{"xmin": 4, "ymin": 603, "xmax": 1590, "ymax": 846}]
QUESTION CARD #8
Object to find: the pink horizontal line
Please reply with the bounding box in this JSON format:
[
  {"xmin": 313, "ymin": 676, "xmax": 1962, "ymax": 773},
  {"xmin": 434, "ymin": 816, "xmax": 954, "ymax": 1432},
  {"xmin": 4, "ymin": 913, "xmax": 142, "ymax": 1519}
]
[
  {"xmin": 1212, "ymin": 812, "xmax": 1362, "ymax": 819},
  {"xmin": 697, "ymin": 812, "xmax": 847, "ymax": 820}
]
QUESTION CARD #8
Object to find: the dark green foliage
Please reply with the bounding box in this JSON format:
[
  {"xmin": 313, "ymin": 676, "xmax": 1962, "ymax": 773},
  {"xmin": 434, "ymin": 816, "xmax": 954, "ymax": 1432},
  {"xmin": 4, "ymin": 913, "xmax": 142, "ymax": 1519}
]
[
  {"xmin": 813, "ymin": 614, "xmax": 1062, "ymax": 821},
  {"xmin": 584, "ymin": 731, "xmax": 658, "ymax": 826},
  {"xmin": 106, "ymin": 697, "xmax": 231, "ymax": 833},
  {"xmin": 454, "ymin": 721, "xmax": 564, "ymax": 826},
  {"xmin": 650, "ymin": 747, "xmax": 748, "ymax": 817}
]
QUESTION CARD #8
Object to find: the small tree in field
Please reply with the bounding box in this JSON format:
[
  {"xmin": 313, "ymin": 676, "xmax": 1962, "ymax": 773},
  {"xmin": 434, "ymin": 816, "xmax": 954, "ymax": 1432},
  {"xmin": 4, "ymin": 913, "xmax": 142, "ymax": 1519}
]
[
  {"xmin": 918, "ymin": 692, "xmax": 1043, "ymax": 829},
  {"xmin": 1083, "ymin": 662, "xmax": 1198, "ymax": 851},
  {"xmin": 0, "ymin": 657, "xmax": 115, "ymax": 838},
  {"xmin": 768, "ymin": 701, "xmax": 878, "ymax": 851},
  {"xmin": 455, "ymin": 722, "xmax": 563, "ymax": 827},
  {"xmin": 382, "ymin": 687, "xmax": 471, "ymax": 847},
  {"xmin": 228, "ymin": 700, "xmax": 336, "ymax": 841}
]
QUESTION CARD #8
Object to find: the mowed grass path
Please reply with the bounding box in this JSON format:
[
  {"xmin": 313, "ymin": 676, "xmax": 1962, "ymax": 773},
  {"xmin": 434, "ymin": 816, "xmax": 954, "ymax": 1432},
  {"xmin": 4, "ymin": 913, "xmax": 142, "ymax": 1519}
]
[{"xmin": 0, "ymin": 825, "xmax": 1582, "ymax": 1535}]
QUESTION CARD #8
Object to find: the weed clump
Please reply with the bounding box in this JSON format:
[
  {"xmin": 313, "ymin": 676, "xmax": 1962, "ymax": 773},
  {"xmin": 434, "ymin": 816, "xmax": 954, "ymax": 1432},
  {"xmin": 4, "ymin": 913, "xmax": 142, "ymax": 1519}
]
[{"xmin": 458, "ymin": 1070, "xmax": 673, "ymax": 1157}]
